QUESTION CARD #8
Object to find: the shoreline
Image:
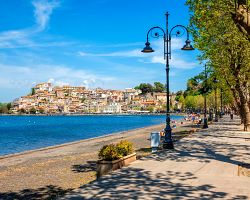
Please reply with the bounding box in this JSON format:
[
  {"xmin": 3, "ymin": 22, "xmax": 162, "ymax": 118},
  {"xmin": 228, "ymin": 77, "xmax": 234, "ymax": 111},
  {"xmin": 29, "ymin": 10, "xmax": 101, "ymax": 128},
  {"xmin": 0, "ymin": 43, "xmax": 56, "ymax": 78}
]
[
  {"xmin": 0, "ymin": 112, "xmax": 186, "ymax": 116},
  {"xmin": 0, "ymin": 123, "xmax": 167, "ymax": 160},
  {"xmin": 0, "ymin": 115, "xmax": 186, "ymax": 158},
  {"xmin": 0, "ymin": 119, "xmax": 195, "ymax": 197},
  {"xmin": 0, "ymin": 122, "xmax": 174, "ymax": 168}
]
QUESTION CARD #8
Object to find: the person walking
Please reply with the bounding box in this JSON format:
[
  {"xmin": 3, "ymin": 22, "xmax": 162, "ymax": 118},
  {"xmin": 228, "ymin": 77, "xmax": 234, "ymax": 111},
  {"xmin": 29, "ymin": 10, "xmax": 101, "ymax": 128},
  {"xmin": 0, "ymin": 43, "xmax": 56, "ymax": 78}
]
[{"xmin": 230, "ymin": 110, "xmax": 233, "ymax": 120}]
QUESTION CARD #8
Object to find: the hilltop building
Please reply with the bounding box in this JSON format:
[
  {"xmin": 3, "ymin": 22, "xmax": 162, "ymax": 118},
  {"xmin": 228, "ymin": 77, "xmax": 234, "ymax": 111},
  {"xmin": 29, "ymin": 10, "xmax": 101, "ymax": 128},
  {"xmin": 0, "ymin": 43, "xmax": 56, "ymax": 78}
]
[{"xmin": 12, "ymin": 82, "xmax": 176, "ymax": 114}]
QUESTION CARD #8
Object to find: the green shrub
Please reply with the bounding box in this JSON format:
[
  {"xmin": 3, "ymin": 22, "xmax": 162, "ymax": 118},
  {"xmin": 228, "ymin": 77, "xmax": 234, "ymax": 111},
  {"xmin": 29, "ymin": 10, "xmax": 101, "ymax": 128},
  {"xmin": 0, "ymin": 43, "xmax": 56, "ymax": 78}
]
[
  {"xmin": 98, "ymin": 140, "xmax": 134, "ymax": 161},
  {"xmin": 116, "ymin": 140, "xmax": 134, "ymax": 156},
  {"xmin": 98, "ymin": 144, "xmax": 122, "ymax": 161}
]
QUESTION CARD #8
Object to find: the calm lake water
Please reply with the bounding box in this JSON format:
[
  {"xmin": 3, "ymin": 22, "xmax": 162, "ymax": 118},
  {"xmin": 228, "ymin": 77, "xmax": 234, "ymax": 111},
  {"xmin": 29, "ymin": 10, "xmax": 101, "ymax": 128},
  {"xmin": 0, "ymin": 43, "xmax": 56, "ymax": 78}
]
[{"xmin": 0, "ymin": 115, "xmax": 183, "ymax": 156}]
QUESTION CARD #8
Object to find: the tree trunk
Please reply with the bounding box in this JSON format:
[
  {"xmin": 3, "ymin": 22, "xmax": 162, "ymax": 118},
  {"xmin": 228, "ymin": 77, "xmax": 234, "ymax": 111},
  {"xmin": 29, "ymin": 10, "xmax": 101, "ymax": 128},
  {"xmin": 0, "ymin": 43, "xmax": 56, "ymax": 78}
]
[
  {"xmin": 227, "ymin": 67, "xmax": 250, "ymax": 131},
  {"xmin": 242, "ymin": 102, "xmax": 250, "ymax": 131},
  {"xmin": 232, "ymin": 4, "xmax": 250, "ymax": 38},
  {"xmin": 233, "ymin": 82, "xmax": 250, "ymax": 131}
]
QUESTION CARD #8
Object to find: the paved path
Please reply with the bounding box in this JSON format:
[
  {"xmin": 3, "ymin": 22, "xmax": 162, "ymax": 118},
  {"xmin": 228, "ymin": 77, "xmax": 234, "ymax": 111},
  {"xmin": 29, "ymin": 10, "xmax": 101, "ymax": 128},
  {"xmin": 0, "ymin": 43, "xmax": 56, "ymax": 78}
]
[{"xmin": 61, "ymin": 116, "xmax": 250, "ymax": 200}]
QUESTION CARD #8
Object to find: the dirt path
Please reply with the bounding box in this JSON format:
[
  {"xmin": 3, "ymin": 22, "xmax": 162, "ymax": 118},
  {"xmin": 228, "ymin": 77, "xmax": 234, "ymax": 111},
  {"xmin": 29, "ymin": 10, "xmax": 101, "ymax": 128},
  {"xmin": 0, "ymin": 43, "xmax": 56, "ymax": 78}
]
[{"xmin": 0, "ymin": 121, "xmax": 196, "ymax": 199}]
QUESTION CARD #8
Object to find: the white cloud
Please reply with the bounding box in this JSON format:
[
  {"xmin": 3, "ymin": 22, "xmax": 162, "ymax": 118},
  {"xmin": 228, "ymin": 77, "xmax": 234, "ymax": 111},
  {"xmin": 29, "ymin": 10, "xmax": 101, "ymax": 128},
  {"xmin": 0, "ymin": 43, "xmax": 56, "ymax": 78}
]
[
  {"xmin": 139, "ymin": 38, "xmax": 198, "ymax": 69},
  {"xmin": 48, "ymin": 78, "xmax": 78, "ymax": 87},
  {"xmin": 81, "ymin": 42, "xmax": 142, "ymax": 48},
  {"xmin": 78, "ymin": 38, "xmax": 198, "ymax": 69},
  {"xmin": 150, "ymin": 55, "xmax": 198, "ymax": 69},
  {"xmin": 0, "ymin": 0, "xmax": 60, "ymax": 49},
  {"xmin": 78, "ymin": 52, "xmax": 88, "ymax": 56},
  {"xmin": 79, "ymin": 49, "xmax": 146, "ymax": 58},
  {"xmin": 0, "ymin": 64, "xmax": 115, "ymax": 91},
  {"xmin": 151, "ymin": 38, "xmax": 184, "ymax": 52},
  {"xmin": 32, "ymin": 0, "xmax": 60, "ymax": 31}
]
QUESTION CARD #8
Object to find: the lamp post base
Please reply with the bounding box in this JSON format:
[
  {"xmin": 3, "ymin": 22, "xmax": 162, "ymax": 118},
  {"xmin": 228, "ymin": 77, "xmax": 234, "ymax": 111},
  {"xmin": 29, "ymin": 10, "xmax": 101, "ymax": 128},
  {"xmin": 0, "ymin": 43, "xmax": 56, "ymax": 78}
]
[
  {"xmin": 163, "ymin": 140, "xmax": 174, "ymax": 149},
  {"xmin": 163, "ymin": 122, "xmax": 174, "ymax": 149},
  {"xmin": 203, "ymin": 118, "xmax": 208, "ymax": 129},
  {"xmin": 214, "ymin": 114, "xmax": 219, "ymax": 122},
  {"xmin": 208, "ymin": 112, "xmax": 212, "ymax": 121}
]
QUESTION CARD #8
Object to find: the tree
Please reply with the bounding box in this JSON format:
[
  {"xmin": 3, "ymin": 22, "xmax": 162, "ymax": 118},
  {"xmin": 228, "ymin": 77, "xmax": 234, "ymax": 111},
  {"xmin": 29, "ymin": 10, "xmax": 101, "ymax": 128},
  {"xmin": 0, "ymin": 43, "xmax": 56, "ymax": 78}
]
[
  {"xmin": 0, "ymin": 104, "xmax": 8, "ymax": 113},
  {"xmin": 29, "ymin": 107, "xmax": 37, "ymax": 114},
  {"xmin": 185, "ymin": 96, "xmax": 196, "ymax": 110},
  {"xmin": 179, "ymin": 95, "xmax": 186, "ymax": 110},
  {"xmin": 186, "ymin": 0, "xmax": 250, "ymax": 130},
  {"xmin": 6, "ymin": 103, "xmax": 12, "ymax": 110},
  {"xmin": 185, "ymin": 95, "xmax": 204, "ymax": 112},
  {"xmin": 175, "ymin": 91, "xmax": 184, "ymax": 101},
  {"xmin": 0, "ymin": 103, "xmax": 12, "ymax": 114},
  {"xmin": 185, "ymin": 72, "xmax": 211, "ymax": 96},
  {"xmin": 153, "ymin": 82, "xmax": 165, "ymax": 92},
  {"xmin": 135, "ymin": 82, "xmax": 165, "ymax": 94},
  {"xmin": 134, "ymin": 83, "xmax": 154, "ymax": 94},
  {"xmin": 31, "ymin": 88, "xmax": 35, "ymax": 95},
  {"xmin": 146, "ymin": 106, "xmax": 155, "ymax": 113},
  {"xmin": 232, "ymin": 0, "xmax": 250, "ymax": 37}
]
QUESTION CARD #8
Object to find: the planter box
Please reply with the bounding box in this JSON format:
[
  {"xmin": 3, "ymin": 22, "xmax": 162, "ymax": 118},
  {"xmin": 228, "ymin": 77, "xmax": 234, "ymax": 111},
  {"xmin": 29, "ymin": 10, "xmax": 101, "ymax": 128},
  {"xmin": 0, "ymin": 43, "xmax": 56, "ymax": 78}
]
[{"xmin": 97, "ymin": 153, "xmax": 136, "ymax": 177}]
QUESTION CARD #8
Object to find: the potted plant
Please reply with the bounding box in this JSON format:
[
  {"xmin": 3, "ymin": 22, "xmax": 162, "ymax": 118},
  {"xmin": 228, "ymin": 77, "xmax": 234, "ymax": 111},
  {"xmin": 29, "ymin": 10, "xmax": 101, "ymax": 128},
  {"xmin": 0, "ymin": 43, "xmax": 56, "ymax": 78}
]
[{"xmin": 97, "ymin": 140, "xmax": 136, "ymax": 177}]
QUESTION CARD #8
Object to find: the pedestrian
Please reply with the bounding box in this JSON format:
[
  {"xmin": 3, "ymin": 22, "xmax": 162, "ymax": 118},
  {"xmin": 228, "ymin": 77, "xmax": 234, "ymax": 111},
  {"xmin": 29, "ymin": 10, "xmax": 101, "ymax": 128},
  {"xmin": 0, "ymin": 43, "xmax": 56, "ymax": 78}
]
[
  {"xmin": 192, "ymin": 114, "xmax": 195, "ymax": 123},
  {"xmin": 230, "ymin": 111, "xmax": 233, "ymax": 120}
]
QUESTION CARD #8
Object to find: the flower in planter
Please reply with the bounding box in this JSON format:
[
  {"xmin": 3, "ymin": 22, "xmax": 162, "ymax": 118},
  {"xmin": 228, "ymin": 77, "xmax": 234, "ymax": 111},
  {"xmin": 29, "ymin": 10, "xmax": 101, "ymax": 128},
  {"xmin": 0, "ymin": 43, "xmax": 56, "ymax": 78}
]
[
  {"xmin": 98, "ymin": 140, "xmax": 134, "ymax": 161},
  {"xmin": 116, "ymin": 140, "xmax": 134, "ymax": 156}
]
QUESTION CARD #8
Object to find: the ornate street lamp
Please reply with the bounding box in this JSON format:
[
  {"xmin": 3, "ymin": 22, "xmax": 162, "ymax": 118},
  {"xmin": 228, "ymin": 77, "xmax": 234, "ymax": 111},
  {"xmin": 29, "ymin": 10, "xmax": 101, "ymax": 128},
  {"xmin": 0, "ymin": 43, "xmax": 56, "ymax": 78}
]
[
  {"xmin": 213, "ymin": 78, "xmax": 219, "ymax": 122},
  {"xmin": 203, "ymin": 64, "xmax": 208, "ymax": 129},
  {"xmin": 141, "ymin": 12, "xmax": 194, "ymax": 149}
]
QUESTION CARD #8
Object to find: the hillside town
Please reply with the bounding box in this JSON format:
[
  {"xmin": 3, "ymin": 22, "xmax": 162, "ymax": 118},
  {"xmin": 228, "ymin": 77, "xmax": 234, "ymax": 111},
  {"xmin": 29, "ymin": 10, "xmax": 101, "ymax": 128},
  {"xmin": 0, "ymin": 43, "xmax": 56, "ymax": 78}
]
[{"xmin": 11, "ymin": 82, "xmax": 177, "ymax": 114}]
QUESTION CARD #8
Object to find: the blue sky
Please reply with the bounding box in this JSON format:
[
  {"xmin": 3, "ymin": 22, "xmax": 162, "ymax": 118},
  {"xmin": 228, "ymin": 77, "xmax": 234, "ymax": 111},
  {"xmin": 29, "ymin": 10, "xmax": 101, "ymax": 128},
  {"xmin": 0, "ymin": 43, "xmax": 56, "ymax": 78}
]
[{"xmin": 0, "ymin": 0, "xmax": 202, "ymax": 102}]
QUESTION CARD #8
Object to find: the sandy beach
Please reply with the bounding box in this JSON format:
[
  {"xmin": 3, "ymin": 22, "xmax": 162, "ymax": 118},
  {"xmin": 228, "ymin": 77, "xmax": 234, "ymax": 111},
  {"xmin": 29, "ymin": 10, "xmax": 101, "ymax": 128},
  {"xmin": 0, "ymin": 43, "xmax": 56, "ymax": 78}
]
[{"xmin": 0, "ymin": 121, "xmax": 197, "ymax": 199}]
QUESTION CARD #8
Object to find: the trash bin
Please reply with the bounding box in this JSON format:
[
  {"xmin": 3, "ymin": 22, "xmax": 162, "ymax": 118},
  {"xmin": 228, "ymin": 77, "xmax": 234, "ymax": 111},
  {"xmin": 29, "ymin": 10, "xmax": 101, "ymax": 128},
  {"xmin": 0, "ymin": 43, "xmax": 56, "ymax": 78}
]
[{"xmin": 151, "ymin": 132, "xmax": 160, "ymax": 153}]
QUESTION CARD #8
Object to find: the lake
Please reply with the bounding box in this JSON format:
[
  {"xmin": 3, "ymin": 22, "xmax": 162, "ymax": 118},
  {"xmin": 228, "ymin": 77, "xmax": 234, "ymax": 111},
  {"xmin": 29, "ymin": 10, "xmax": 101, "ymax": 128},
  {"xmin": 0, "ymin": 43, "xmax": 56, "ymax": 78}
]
[{"xmin": 0, "ymin": 115, "xmax": 183, "ymax": 156}]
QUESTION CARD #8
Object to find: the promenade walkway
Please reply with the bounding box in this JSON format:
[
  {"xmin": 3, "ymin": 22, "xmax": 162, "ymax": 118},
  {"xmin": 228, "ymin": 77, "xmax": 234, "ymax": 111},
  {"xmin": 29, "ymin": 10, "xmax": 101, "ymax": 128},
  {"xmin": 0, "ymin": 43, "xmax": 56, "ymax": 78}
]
[{"xmin": 61, "ymin": 116, "xmax": 250, "ymax": 199}]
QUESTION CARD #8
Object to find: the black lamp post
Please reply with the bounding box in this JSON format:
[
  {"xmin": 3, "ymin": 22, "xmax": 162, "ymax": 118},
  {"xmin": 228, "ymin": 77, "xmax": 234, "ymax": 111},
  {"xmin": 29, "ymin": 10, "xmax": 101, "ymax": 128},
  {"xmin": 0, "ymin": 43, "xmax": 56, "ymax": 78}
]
[
  {"xmin": 141, "ymin": 12, "xmax": 194, "ymax": 149},
  {"xmin": 203, "ymin": 64, "xmax": 208, "ymax": 129},
  {"xmin": 208, "ymin": 108, "xmax": 213, "ymax": 121},
  {"xmin": 213, "ymin": 78, "xmax": 219, "ymax": 122}
]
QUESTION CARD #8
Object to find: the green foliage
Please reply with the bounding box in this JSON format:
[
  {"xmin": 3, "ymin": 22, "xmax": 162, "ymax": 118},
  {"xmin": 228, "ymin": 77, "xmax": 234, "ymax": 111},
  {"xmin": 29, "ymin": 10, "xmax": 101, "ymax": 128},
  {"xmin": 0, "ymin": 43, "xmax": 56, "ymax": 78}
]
[
  {"xmin": 186, "ymin": 78, "xmax": 200, "ymax": 95},
  {"xmin": 98, "ymin": 144, "xmax": 122, "ymax": 161},
  {"xmin": 146, "ymin": 106, "xmax": 155, "ymax": 113},
  {"xmin": 132, "ymin": 106, "xmax": 141, "ymax": 111},
  {"xmin": 186, "ymin": 0, "xmax": 250, "ymax": 129},
  {"xmin": 116, "ymin": 140, "xmax": 134, "ymax": 156},
  {"xmin": 153, "ymin": 82, "xmax": 165, "ymax": 92},
  {"xmin": 184, "ymin": 96, "xmax": 195, "ymax": 110},
  {"xmin": 135, "ymin": 83, "xmax": 154, "ymax": 94},
  {"xmin": 185, "ymin": 95, "xmax": 204, "ymax": 110},
  {"xmin": 178, "ymin": 95, "xmax": 186, "ymax": 110},
  {"xmin": 0, "ymin": 103, "xmax": 12, "ymax": 114},
  {"xmin": 185, "ymin": 71, "xmax": 214, "ymax": 96},
  {"xmin": 0, "ymin": 105, "xmax": 8, "ymax": 114},
  {"xmin": 29, "ymin": 107, "xmax": 37, "ymax": 114},
  {"xmin": 31, "ymin": 88, "xmax": 35, "ymax": 95},
  {"xmin": 175, "ymin": 91, "xmax": 184, "ymax": 101},
  {"xmin": 98, "ymin": 140, "xmax": 134, "ymax": 161},
  {"xmin": 6, "ymin": 103, "xmax": 11, "ymax": 110},
  {"xmin": 135, "ymin": 82, "xmax": 165, "ymax": 94}
]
